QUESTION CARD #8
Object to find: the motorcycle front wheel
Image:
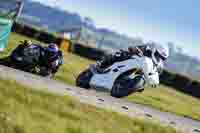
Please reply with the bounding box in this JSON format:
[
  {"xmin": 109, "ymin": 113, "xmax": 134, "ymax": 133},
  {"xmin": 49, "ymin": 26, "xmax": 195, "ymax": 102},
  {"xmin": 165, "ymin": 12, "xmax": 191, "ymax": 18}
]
[
  {"xmin": 76, "ymin": 69, "xmax": 93, "ymax": 89},
  {"xmin": 111, "ymin": 76, "xmax": 145, "ymax": 98},
  {"xmin": 38, "ymin": 67, "xmax": 54, "ymax": 78}
]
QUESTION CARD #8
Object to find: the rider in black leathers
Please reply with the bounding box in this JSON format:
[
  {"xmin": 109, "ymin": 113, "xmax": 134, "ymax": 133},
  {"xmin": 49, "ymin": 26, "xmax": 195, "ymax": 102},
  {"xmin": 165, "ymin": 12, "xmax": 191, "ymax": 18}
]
[
  {"xmin": 41, "ymin": 43, "xmax": 63, "ymax": 74},
  {"xmin": 11, "ymin": 40, "xmax": 63, "ymax": 75}
]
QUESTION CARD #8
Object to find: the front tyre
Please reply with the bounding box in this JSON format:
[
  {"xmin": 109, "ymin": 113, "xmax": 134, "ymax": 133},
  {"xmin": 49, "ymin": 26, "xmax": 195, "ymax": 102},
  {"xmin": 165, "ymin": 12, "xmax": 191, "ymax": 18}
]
[
  {"xmin": 111, "ymin": 76, "xmax": 145, "ymax": 98},
  {"xmin": 38, "ymin": 67, "xmax": 54, "ymax": 78},
  {"xmin": 76, "ymin": 69, "xmax": 93, "ymax": 89}
]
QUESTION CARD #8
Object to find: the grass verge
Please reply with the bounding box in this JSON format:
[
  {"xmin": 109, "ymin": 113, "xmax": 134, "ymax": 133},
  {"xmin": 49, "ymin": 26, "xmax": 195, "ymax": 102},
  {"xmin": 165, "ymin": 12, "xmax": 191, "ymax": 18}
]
[
  {"xmin": 127, "ymin": 85, "xmax": 200, "ymax": 120},
  {"xmin": 0, "ymin": 79, "xmax": 181, "ymax": 133}
]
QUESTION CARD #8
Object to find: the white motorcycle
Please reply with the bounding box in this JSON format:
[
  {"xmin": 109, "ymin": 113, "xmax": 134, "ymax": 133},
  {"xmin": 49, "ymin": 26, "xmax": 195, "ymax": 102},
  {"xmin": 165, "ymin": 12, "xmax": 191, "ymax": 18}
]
[{"xmin": 76, "ymin": 55, "xmax": 160, "ymax": 98}]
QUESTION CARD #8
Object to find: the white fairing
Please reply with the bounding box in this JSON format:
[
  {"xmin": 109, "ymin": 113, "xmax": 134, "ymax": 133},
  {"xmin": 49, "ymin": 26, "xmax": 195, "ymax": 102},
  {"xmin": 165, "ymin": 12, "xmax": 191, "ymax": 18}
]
[
  {"xmin": 142, "ymin": 57, "xmax": 160, "ymax": 86},
  {"xmin": 90, "ymin": 56, "xmax": 159, "ymax": 91}
]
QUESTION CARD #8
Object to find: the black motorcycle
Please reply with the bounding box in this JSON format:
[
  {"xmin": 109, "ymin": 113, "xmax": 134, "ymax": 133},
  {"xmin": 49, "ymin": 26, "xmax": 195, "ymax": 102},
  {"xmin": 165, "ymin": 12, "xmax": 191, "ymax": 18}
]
[{"xmin": 8, "ymin": 42, "xmax": 61, "ymax": 78}]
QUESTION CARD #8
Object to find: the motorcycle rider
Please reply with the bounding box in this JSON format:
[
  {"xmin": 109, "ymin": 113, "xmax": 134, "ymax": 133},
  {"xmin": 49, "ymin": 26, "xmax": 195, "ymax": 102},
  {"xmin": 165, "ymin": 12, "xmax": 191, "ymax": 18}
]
[
  {"xmin": 96, "ymin": 42, "xmax": 169, "ymax": 74},
  {"xmin": 12, "ymin": 40, "xmax": 63, "ymax": 75},
  {"xmin": 41, "ymin": 43, "xmax": 63, "ymax": 74}
]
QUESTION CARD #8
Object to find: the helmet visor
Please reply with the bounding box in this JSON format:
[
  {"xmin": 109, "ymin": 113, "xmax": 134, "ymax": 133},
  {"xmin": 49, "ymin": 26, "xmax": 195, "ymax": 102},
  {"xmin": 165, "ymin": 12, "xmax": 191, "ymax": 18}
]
[{"xmin": 154, "ymin": 50, "xmax": 167, "ymax": 61}]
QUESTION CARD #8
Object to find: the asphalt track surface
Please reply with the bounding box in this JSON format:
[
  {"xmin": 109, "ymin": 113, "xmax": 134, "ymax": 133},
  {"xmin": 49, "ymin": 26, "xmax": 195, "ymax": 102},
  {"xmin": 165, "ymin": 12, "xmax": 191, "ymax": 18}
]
[{"xmin": 0, "ymin": 65, "xmax": 199, "ymax": 133}]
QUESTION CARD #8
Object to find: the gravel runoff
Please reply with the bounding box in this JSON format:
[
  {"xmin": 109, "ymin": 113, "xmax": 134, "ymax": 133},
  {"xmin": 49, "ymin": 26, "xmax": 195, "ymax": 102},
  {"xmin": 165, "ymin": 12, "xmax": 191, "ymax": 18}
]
[{"xmin": 0, "ymin": 65, "xmax": 199, "ymax": 133}]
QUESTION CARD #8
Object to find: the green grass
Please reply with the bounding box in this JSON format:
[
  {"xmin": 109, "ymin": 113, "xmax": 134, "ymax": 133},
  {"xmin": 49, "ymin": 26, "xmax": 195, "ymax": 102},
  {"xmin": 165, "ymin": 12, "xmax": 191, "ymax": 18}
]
[
  {"xmin": 2, "ymin": 33, "xmax": 200, "ymax": 121},
  {"xmin": 0, "ymin": 79, "xmax": 181, "ymax": 133},
  {"xmin": 127, "ymin": 86, "xmax": 200, "ymax": 120},
  {"xmin": 54, "ymin": 53, "xmax": 92, "ymax": 84}
]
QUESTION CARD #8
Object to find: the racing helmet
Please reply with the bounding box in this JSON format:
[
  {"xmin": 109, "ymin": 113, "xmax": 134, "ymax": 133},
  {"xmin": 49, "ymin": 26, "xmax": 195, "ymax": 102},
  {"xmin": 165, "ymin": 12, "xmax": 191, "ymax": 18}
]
[
  {"xmin": 47, "ymin": 43, "xmax": 59, "ymax": 53},
  {"xmin": 151, "ymin": 44, "xmax": 169, "ymax": 65}
]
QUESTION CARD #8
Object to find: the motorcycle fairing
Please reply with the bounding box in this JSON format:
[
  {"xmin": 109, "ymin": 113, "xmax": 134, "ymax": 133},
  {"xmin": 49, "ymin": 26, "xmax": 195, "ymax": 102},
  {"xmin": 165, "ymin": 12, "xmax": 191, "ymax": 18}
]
[{"xmin": 89, "ymin": 56, "xmax": 159, "ymax": 91}]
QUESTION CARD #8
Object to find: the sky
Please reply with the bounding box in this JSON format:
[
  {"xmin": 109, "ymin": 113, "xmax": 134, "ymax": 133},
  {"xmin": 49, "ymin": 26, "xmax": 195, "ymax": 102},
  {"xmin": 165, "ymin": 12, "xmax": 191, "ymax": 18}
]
[{"xmin": 32, "ymin": 0, "xmax": 200, "ymax": 57}]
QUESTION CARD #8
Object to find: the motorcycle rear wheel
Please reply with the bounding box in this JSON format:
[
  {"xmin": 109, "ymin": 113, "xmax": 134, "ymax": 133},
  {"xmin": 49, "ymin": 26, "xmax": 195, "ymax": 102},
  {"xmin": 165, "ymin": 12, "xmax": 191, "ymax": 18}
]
[{"xmin": 111, "ymin": 76, "xmax": 145, "ymax": 98}]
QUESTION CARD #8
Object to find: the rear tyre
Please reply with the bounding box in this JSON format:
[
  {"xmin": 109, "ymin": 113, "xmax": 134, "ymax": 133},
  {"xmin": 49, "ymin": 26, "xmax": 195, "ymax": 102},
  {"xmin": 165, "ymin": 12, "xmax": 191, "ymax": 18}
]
[
  {"xmin": 76, "ymin": 69, "xmax": 93, "ymax": 89},
  {"xmin": 111, "ymin": 76, "xmax": 145, "ymax": 98}
]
